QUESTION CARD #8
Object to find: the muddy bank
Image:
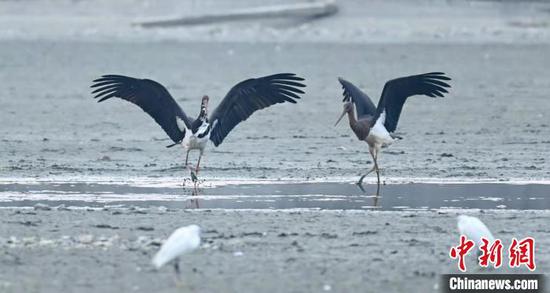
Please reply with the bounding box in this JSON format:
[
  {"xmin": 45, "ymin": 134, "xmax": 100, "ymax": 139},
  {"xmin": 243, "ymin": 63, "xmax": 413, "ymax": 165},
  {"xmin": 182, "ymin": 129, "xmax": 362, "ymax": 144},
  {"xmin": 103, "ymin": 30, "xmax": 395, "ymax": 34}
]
[{"xmin": 0, "ymin": 208, "xmax": 547, "ymax": 293}]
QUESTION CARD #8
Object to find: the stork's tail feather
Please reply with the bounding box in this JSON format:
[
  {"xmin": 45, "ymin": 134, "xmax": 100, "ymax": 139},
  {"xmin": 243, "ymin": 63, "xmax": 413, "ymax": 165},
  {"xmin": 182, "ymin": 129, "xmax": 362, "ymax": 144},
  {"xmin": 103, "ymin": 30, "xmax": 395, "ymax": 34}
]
[
  {"xmin": 166, "ymin": 141, "xmax": 182, "ymax": 148},
  {"xmin": 390, "ymin": 134, "xmax": 403, "ymax": 140}
]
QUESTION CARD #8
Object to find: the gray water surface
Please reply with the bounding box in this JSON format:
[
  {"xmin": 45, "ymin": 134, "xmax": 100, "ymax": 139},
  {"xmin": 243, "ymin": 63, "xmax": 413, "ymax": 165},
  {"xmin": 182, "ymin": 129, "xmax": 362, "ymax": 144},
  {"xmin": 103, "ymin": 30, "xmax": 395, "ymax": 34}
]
[{"xmin": 1, "ymin": 182, "xmax": 548, "ymax": 211}]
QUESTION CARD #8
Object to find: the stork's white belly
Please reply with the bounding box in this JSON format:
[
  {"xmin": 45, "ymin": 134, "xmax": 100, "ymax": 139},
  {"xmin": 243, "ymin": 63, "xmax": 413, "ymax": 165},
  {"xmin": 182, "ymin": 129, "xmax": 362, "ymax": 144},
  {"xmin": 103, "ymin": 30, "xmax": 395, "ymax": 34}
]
[
  {"xmin": 185, "ymin": 121, "xmax": 211, "ymax": 151},
  {"xmin": 368, "ymin": 125, "xmax": 393, "ymax": 145},
  {"xmin": 187, "ymin": 134, "xmax": 209, "ymax": 151},
  {"xmin": 367, "ymin": 111, "xmax": 394, "ymax": 148}
]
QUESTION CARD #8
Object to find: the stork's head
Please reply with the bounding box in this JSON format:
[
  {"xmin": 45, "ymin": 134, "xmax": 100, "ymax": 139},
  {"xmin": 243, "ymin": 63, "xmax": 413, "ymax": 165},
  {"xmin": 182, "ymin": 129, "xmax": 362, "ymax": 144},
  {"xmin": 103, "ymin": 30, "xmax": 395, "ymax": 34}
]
[
  {"xmin": 334, "ymin": 101, "xmax": 353, "ymax": 126},
  {"xmin": 199, "ymin": 95, "xmax": 209, "ymax": 118}
]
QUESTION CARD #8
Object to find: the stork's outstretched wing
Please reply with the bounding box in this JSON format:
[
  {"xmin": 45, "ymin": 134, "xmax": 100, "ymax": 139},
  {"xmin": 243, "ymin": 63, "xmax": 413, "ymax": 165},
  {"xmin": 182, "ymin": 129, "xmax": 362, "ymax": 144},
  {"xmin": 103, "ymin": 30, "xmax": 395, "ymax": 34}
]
[
  {"xmin": 376, "ymin": 72, "xmax": 451, "ymax": 132},
  {"xmin": 338, "ymin": 77, "xmax": 377, "ymax": 119},
  {"xmin": 209, "ymin": 73, "xmax": 306, "ymax": 146},
  {"xmin": 91, "ymin": 75, "xmax": 192, "ymax": 143}
]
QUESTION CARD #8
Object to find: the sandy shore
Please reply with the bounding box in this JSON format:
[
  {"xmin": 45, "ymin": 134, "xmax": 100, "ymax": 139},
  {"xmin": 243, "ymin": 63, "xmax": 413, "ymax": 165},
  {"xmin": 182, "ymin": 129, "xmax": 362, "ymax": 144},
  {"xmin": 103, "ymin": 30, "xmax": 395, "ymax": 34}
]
[{"xmin": 0, "ymin": 207, "xmax": 547, "ymax": 293}]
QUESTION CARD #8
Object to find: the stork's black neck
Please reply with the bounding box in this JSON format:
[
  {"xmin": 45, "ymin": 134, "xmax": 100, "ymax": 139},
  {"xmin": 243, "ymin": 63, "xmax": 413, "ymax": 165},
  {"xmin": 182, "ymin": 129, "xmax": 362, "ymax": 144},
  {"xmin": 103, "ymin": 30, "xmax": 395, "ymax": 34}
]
[
  {"xmin": 197, "ymin": 112, "xmax": 209, "ymax": 128},
  {"xmin": 198, "ymin": 109, "xmax": 208, "ymax": 121},
  {"xmin": 198, "ymin": 97, "xmax": 209, "ymax": 122},
  {"xmin": 191, "ymin": 99, "xmax": 210, "ymax": 134}
]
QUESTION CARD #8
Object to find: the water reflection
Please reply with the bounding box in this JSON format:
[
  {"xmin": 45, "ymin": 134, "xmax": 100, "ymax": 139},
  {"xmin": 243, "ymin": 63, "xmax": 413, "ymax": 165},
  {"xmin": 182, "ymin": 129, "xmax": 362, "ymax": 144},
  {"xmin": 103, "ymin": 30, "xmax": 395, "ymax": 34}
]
[{"xmin": 0, "ymin": 182, "xmax": 549, "ymax": 211}]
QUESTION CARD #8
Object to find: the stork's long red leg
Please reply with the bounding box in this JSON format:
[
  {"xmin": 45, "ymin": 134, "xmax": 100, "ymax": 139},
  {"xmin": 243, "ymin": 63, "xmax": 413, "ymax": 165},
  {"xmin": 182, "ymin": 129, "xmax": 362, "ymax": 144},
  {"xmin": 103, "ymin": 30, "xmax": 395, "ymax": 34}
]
[
  {"xmin": 373, "ymin": 150, "xmax": 381, "ymax": 192},
  {"xmin": 195, "ymin": 153, "xmax": 202, "ymax": 175},
  {"xmin": 358, "ymin": 166, "xmax": 375, "ymax": 186},
  {"xmin": 185, "ymin": 149, "xmax": 190, "ymax": 165},
  {"xmin": 357, "ymin": 147, "xmax": 376, "ymax": 187}
]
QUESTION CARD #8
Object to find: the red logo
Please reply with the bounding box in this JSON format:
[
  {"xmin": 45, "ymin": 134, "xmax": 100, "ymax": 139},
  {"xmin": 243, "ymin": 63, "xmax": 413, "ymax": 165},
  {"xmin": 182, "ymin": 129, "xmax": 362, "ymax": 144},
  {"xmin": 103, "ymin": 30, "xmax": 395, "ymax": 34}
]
[
  {"xmin": 449, "ymin": 235, "xmax": 475, "ymax": 272},
  {"xmin": 509, "ymin": 237, "xmax": 536, "ymax": 271},
  {"xmin": 479, "ymin": 238, "xmax": 503, "ymax": 268},
  {"xmin": 450, "ymin": 236, "xmax": 536, "ymax": 272}
]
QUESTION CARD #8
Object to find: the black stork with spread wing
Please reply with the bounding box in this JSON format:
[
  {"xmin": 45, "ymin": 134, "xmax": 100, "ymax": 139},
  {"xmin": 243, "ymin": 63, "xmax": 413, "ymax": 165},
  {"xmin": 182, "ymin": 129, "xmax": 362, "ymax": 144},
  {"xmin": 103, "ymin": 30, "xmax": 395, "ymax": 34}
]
[
  {"xmin": 335, "ymin": 72, "xmax": 451, "ymax": 192},
  {"xmin": 91, "ymin": 73, "xmax": 306, "ymax": 179}
]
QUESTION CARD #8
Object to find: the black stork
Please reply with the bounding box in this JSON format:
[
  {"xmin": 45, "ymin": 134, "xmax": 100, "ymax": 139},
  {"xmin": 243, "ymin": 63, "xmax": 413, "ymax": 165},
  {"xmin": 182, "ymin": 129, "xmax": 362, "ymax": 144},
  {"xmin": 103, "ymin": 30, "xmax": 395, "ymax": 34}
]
[
  {"xmin": 335, "ymin": 72, "xmax": 451, "ymax": 192},
  {"xmin": 91, "ymin": 73, "xmax": 306, "ymax": 180}
]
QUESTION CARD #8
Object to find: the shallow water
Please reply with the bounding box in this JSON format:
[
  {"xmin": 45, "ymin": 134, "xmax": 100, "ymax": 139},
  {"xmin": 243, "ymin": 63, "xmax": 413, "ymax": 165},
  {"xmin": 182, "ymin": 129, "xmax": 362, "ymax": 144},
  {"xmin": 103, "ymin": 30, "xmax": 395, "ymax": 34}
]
[{"xmin": 1, "ymin": 182, "xmax": 549, "ymax": 211}]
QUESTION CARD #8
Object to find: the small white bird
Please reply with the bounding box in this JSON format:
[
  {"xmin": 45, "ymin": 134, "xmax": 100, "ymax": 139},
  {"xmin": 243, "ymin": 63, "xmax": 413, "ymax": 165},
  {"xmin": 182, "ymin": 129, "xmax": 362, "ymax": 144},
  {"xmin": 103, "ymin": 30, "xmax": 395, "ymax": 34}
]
[
  {"xmin": 457, "ymin": 215, "xmax": 495, "ymax": 249},
  {"xmin": 152, "ymin": 225, "xmax": 201, "ymax": 278}
]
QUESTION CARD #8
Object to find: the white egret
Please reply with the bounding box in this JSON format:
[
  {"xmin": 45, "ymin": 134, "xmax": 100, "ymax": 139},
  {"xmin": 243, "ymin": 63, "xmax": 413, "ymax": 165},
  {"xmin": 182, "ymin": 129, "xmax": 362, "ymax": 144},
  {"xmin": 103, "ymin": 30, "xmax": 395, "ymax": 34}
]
[
  {"xmin": 456, "ymin": 215, "xmax": 497, "ymax": 272},
  {"xmin": 152, "ymin": 224, "xmax": 201, "ymax": 279},
  {"xmin": 457, "ymin": 215, "xmax": 495, "ymax": 248}
]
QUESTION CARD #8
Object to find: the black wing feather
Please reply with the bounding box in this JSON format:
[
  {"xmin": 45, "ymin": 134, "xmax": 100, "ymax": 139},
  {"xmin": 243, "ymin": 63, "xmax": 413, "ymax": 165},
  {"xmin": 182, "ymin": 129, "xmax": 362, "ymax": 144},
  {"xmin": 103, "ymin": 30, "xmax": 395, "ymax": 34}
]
[
  {"xmin": 338, "ymin": 77, "xmax": 377, "ymax": 118},
  {"xmin": 90, "ymin": 75, "xmax": 192, "ymax": 143},
  {"xmin": 209, "ymin": 73, "xmax": 306, "ymax": 146},
  {"xmin": 376, "ymin": 72, "xmax": 451, "ymax": 132}
]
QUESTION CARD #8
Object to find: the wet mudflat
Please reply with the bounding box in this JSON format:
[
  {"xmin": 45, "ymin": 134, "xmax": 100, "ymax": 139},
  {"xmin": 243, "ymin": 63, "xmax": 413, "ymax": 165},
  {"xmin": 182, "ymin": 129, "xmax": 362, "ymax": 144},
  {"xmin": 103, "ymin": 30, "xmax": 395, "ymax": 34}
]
[
  {"xmin": 1, "ymin": 207, "xmax": 548, "ymax": 293},
  {"xmin": 1, "ymin": 41, "xmax": 550, "ymax": 181},
  {"xmin": 1, "ymin": 182, "xmax": 549, "ymax": 211}
]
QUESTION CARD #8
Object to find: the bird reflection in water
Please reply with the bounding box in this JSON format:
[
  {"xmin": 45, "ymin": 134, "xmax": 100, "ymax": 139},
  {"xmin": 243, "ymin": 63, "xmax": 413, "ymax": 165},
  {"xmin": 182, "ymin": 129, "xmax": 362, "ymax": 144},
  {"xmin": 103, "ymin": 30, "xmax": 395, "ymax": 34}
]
[
  {"xmin": 356, "ymin": 182, "xmax": 381, "ymax": 208},
  {"xmin": 357, "ymin": 179, "xmax": 381, "ymax": 197},
  {"xmin": 180, "ymin": 165, "xmax": 202, "ymax": 208}
]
